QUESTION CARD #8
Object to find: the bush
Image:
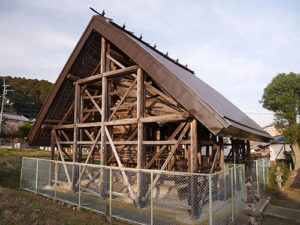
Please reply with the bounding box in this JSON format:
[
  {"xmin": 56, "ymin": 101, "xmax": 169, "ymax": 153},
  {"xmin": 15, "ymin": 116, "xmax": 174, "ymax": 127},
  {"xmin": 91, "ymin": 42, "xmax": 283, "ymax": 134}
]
[
  {"xmin": 269, "ymin": 160, "xmax": 290, "ymax": 187},
  {"xmin": 16, "ymin": 123, "xmax": 32, "ymax": 137}
]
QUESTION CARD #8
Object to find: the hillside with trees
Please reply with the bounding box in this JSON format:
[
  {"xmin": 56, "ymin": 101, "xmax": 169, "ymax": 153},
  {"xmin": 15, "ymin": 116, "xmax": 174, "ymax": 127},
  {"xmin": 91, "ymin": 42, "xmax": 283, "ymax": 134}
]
[{"xmin": 0, "ymin": 76, "xmax": 53, "ymax": 119}]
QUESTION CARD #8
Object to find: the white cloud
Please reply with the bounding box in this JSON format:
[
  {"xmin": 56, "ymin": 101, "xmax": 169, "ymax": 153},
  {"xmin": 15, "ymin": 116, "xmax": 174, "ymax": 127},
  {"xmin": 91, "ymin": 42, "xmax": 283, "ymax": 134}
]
[{"xmin": 1, "ymin": 0, "xmax": 300, "ymax": 125}]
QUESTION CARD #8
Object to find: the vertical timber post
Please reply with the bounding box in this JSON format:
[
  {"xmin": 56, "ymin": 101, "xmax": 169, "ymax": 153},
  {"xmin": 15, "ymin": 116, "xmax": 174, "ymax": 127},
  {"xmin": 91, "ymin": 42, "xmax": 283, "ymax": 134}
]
[
  {"xmin": 219, "ymin": 137, "xmax": 225, "ymax": 201},
  {"xmin": 100, "ymin": 37, "xmax": 108, "ymax": 199},
  {"xmin": 190, "ymin": 119, "xmax": 199, "ymax": 219},
  {"xmin": 72, "ymin": 84, "xmax": 80, "ymax": 192},
  {"xmin": 49, "ymin": 129, "xmax": 55, "ymax": 186},
  {"xmin": 137, "ymin": 67, "xmax": 145, "ymax": 207}
]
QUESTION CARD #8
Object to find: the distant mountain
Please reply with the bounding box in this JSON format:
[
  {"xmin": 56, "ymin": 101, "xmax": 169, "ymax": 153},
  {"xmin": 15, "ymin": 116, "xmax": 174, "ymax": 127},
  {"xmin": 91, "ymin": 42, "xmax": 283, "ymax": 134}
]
[{"xmin": 0, "ymin": 76, "xmax": 53, "ymax": 119}]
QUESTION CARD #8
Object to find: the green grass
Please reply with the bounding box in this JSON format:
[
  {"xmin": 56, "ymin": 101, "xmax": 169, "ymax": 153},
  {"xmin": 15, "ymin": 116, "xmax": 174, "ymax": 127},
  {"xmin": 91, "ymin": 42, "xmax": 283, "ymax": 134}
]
[{"xmin": 0, "ymin": 148, "xmax": 126, "ymax": 225}]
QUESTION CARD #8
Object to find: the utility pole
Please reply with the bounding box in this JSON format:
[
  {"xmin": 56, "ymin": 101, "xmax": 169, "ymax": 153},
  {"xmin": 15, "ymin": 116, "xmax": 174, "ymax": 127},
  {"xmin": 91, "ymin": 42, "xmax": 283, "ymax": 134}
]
[{"xmin": 0, "ymin": 80, "xmax": 12, "ymax": 135}]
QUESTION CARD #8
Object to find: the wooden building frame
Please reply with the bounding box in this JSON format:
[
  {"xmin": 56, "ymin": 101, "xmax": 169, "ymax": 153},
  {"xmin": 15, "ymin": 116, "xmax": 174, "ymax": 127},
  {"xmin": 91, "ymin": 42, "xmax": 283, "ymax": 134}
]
[{"xmin": 28, "ymin": 15, "xmax": 271, "ymax": 205}]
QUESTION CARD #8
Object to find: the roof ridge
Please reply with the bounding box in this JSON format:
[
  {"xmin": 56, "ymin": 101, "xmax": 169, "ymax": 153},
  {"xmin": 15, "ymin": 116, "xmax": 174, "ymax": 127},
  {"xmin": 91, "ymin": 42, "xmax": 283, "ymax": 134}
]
[{"xmin": 95, "ymin": 15, "xmax": 195, "ymax": 74}]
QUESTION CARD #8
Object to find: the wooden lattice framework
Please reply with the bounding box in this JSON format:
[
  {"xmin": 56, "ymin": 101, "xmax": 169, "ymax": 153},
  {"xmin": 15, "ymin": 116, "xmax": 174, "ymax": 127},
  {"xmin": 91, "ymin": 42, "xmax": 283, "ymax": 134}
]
[{"xmin": 27, "ymin": 15, "xmax": 273, "ymax": 217}]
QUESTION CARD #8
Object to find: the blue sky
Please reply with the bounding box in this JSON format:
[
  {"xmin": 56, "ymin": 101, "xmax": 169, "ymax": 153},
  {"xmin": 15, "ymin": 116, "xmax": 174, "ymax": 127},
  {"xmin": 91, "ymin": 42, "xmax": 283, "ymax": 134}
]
[{"xmin": 1, "ymin": 0, "xmax": 300, "ymax": 126}]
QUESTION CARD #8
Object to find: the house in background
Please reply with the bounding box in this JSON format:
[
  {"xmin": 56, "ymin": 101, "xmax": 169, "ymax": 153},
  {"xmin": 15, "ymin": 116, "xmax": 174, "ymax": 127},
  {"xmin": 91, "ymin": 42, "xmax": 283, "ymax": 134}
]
[
  {"xmin": 262, "ymin": 122, "xmax": 282, "ymax": 137},
  {"xmin": 251, "ymin": 122, "xmax": 292, "ymax": 163},
  {"xmin": 1, "ymin": 112, "xmax": 30, "ymax": 135}
]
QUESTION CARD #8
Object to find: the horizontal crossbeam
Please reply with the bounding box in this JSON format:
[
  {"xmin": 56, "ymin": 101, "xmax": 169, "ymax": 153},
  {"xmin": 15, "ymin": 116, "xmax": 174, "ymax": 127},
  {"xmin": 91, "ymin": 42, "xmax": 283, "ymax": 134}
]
[{"xmin": 74, "ymin": 65, "xmax": 139, "ymax": 85}]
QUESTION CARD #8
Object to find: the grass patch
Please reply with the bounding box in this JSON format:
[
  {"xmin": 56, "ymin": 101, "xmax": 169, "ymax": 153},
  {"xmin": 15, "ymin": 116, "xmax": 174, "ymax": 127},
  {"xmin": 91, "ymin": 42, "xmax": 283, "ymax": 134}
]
[{"xmin": 0, "ymin": 148, "xmax": 126, "ymax": 225}]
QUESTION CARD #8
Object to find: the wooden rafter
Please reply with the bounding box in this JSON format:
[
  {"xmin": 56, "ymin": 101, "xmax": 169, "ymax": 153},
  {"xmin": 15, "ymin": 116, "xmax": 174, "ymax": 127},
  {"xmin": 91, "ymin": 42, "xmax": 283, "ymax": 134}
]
[
  {"xmin": 142, "ymin": 122, "xmax": 191, "ymax": 201},
  {"xmin": 53, "ymin": 130, "xmax": 72, "ymax": 185},
  {"xmin": 109, "ymin": 79, "xmax": 137, "ymax": 121}
]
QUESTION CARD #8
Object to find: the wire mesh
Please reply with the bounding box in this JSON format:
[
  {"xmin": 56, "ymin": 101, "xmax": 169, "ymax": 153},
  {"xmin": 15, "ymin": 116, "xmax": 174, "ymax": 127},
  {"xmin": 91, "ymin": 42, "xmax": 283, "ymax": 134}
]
[
  {"xmin": 241, "ymin": 158, "xmax": 269, "ymax": 194},
  {"xmin": 21, "ymin": 157, "xmax": 259, "ymax": 225},
  {"xmin": 20, "ymin": 158, "xmax": 37, "ymax": 191}
]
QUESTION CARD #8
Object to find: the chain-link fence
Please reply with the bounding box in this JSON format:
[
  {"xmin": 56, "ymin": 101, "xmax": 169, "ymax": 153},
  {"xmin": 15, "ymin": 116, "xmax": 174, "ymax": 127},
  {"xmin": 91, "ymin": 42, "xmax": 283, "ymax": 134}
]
[
  {"xmin": 20, "ymin": 157, "xmax": 245, "ymax": 225},
  {"xmin": 241, "ymin": 158, "xmax": 269, "ymax": 194}
]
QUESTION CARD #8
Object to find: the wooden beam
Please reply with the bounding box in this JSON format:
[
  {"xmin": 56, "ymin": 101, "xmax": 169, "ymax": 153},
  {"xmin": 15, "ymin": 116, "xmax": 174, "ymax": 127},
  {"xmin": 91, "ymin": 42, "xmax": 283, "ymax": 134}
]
[
  {"xmin": 53, "ymin": 130, "xmax": 72, "ymax": 185},
  {"xmin": 143, "ymin": 122, "xmax": 191, "ymax": 202},
  {"xmin": 137, "ymin": 68, "xmax": 145, "ymax": 169},
  {"xmin": 219, "ymin": 137, "xmax": 224, "ymax": 170},
  {"xmin": 109, "ymin": 79, "xmax": 137, "ymax": 121},
  {"xmin": 107, "ymin": 54, "xmax": 126, "ymax": 69},
  {"xmin": 76, "ymin": 129, "xmax": 102, "ymax": 187},
  {"xmin": 145, "ymin": 122, "xmax": 186, "ymax": 169},
  {"xmin": 73, "ymin": 84, "xmax": 80, "ymax": 162},
  {"xmin": 190, "ymin": 119, "xmax": 197, "ymax": 173},
  {"xmin": 210, "ymin": 144, "xmax": 220, "ymax": 173},
  {"xmin": 58, "ymin": 140, "xmax": 191, "ymax": 145},
  {"xmin": 107, "ymin": 127, "xmax": 138, "ymax": 164},
  {"xmin": 54, "ymin": 113, "xmax": 189, "ymax": 129},
  {"xmin": 51, "ymin": 129, "xmax": 55, "ymax": 160},
  {"xmin": 85, "ymin": 89, "xmax": 103, "ymax": 115},
  {"xmin": 59, "ymin": 130, "xmax": 70, "ymax": 142},
  {"xmin": 190, "ymin": 119, "xmax": 199, "ymax": 219},
  {"xmin": 74, "ymin": 65, "xmax": 138, "ymax": 85},
  {"xmin": 105, "ymin": 126, "xmax": 136, "ymax": 202},
  {"xmin": 136, "ymin": 67, "xmax": 145, "ymax": 207},
  {"xmin": 58, "ymin": 85, "xmax": 87, "ymax": 126},
  {"xmin": 246, "ymin": 140, "xmax": 251, "ymax": 160}
]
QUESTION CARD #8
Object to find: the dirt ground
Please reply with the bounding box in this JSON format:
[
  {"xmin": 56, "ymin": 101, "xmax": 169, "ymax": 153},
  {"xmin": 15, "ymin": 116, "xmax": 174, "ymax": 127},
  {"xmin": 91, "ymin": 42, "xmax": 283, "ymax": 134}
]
[
  {"xmin": 266, "ymin": 169, "xmax": 300, "ymax": 210},
  {"xmin": 0, "ymin": 148, "xmax": 126, "ymax": 225}
]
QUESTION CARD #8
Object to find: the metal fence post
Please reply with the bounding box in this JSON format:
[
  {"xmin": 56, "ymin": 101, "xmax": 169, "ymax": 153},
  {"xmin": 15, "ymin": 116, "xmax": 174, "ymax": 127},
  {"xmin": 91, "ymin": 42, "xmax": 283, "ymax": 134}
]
[
  {"xmin": 209, "ymin": 174, "xmax": 212, "ymax": 225},
  {"xmin": 35, "ymin": 159, "xmax": 39, "ymax": 194},
  {"xmin": 78, "ymin": 164, "xmax": 81, "ymax": 210},
  {"xmin": 263, "ymin": 159, "xmax": 265, "ymax": 189},
  {"xmin": 54, "ymin": 161, "xmax": 57, "ymax": 202},
  {"xmin": 224, "ymin": 169, "xmax": 226, "ymax": 201},
  {"xmin": 151, "ymin": 171, "xmax": 153, "ymax": 225},
  {"xmin": 20, "ymin": 158, "xmax": 24, "ymax": 189},
  {"xmin": 255, "ymin": 160, "xmax": 259, "ymax": 193},
  {"xmin": 109, "ymin": 167, "xmax": 112, "ymax": 218},
  {"xmin": 231, "ymin": 168, "xmax": 234, "ymax": 222}
]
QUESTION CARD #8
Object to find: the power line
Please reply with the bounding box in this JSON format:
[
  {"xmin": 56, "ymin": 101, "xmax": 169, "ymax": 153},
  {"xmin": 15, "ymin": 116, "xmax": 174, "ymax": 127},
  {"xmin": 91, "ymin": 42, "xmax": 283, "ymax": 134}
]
[
  {"xmin": 245, "ymin": 112, "xmax": 274, "ymax": 115},
  {"xmin": 0, "ymin": 80, "xmax": 14, "ymax": 135}
]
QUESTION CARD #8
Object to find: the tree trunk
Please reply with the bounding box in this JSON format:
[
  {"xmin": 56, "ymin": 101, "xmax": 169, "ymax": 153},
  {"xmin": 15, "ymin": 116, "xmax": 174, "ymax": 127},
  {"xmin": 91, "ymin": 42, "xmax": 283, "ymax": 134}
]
[{"xmin": 292, "ymin": 143, "xmax": 300, "ymax": 170}]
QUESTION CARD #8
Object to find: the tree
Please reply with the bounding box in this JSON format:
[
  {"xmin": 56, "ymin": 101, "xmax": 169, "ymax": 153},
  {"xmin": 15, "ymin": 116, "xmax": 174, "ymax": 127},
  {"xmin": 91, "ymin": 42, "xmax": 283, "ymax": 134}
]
[
  {"xmin": 261, "ymin": 72, "xmax": 300, "ymax": 170},
  {"xmin": 16, "ymin": 123, "xmax": 32, "ymax": 138}
]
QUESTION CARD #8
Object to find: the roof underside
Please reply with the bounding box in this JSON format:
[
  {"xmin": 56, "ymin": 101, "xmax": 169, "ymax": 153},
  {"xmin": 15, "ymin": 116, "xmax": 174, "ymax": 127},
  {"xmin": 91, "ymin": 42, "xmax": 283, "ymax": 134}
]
[{"xmin": 28, "ymin": 16, "xmax": 271, "ymax": 145}]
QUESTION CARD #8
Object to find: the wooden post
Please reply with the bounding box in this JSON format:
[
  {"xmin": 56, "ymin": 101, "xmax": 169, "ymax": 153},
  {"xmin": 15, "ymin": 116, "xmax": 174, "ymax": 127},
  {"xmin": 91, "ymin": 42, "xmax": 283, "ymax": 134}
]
[
  {"xmin": 219, "ymin": 137, "xmax": 224, "ymax": 170},
  {"xmin": 190, "ymin": 119, "xmax": 199, "ymax": 219},
  {"xmin": 206, "ymin": 145, "xmax": 210, "ymax": 168},
  {"xmin": 219, "ymin": 137, "xmax": 225, "ymax": 201},
  {"xmin": 72, "ymin": 84, "xmax": 80, "ymax": 191},
  {"xmin": 51, "ymin": 129, "xmax": 55, "ymax": 160},
  {"xmin": 236, "ymin": 140, "xmax": 240, "ymax": 163},
  {"xmin": 156, "ymin": 128, "xmax": 160, "ymax": 168},
  {"xmin": 137, "ymin": 67, "xmax": 145, "ymax": 207},
  {"xmin": 231, "ymin": 139, "xmax": 236, "ymax": 164},
  {"xmin": 49, "ymin": 129, "xmax": 55, "ymax": 185},
  {"xmin": 246, "ymin": 140, "xmax": 251, "ymax": 160},
  {"xmin": 100, "ymin": 37, "xmax": 108, "ymax": 199},
  {"xmin": 100, "ymin": 36, "xmax": 107, "ymax": 166}
]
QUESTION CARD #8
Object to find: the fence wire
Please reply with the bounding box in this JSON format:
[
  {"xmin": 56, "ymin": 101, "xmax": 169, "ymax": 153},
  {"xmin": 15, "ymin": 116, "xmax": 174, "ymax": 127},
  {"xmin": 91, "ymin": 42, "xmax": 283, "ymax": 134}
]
[
  {"xmin": 241, "ymin": 158, "xmax": 269, "ymax": 194},
  {"xmin": 20, "ymin": 157, "xmax": 265, "ymax": 225}
]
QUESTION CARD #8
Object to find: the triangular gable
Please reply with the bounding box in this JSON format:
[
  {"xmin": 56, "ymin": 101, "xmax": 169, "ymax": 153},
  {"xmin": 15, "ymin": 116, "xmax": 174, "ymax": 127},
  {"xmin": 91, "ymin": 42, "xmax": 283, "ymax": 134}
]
[{"xmin": 28, "ymin": 15, "xmax": 271, "ymax": 144}]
